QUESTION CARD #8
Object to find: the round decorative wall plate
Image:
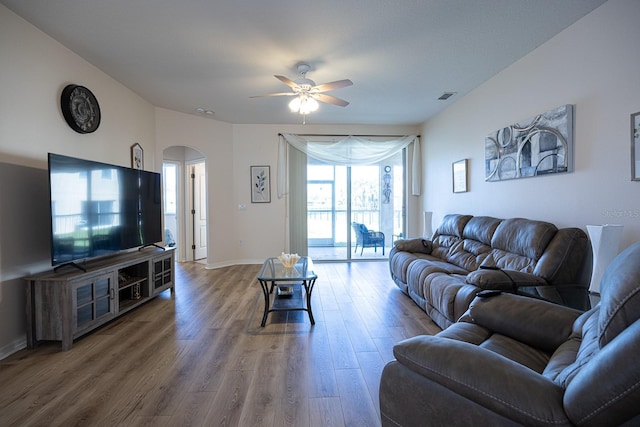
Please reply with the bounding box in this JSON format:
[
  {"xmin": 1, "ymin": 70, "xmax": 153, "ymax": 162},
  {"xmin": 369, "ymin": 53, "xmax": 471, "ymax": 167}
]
[{"xmin": 61, "ymin": 84, "xmax": 101, "ymax": 133}]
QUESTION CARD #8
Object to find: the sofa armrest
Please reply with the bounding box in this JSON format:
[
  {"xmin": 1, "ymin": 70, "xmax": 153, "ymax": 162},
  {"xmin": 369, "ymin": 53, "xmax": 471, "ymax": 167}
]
[
  {"xmin": 466, "ymin": 293, "xmax": 583, "ymax": 352},
  {"xmin": 466, "ymin": 268, "xmax": 549, "ymax": 290},
  {"xmin": 392, "ymin": 335, "xmax": 570, "ymax": 425},
  {"xmin": 393, "ymin": 238, "xmax": 432, "ymax": 254}
]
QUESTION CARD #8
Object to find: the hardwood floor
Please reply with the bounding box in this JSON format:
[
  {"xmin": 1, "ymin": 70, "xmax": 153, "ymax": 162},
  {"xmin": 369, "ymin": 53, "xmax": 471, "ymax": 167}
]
[{"xmin": 0, "ymin": 261, "xmax": 439, "ymax": 426}]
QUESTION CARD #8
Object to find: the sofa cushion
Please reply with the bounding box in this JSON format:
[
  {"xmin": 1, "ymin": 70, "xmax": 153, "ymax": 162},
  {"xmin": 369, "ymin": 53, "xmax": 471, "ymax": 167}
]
[
  {"xmin": 481, "ymin": 249, "xmax": 538, "ymax": 273},
  {"xmin": 431, "ymin": 214, "xmax": 473, "ymax": 259},
  {"xmin": 491, "ymin": 218, "xmax": 557, "ymax": 261},
  {"xmin": 394, "ymin": 238, "xmax": 432, "ymax": 253},
  {"xmin": 598, "ymin": 241, "xmax": 640, "ymax": 347},
  {"xmin": 445, "ymin": 240, "xmax": 493, "ymax": 271},
  {"xmin": 462, "ymin": 216, "xmax": 502, "ymax": 245},
  {"xmin": 437, "ymin": 214, "xmax": 473, "ymax": 238}
]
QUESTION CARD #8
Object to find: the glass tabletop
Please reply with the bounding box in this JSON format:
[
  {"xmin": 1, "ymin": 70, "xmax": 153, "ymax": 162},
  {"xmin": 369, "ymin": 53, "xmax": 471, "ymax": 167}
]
[{"xmin": 257, "ymin": 256, "xmax": 317, "ymax": 281}]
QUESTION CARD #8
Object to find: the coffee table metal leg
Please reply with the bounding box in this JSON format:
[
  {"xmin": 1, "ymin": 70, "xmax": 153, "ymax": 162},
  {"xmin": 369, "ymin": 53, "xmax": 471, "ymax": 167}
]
[
  {"xmin": 260, "ymin": 279, "xmax": 270, "ymax": 327},
  {"xmin": 305, "ymin": 278, "xmax": 316, "ymax": 325}
]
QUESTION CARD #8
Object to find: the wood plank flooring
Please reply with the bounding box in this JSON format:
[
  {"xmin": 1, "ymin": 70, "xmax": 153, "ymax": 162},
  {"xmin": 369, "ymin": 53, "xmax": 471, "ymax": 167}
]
[{"xmin": 0, "ymin": 261, "xmax": 439, "ymax": 426}]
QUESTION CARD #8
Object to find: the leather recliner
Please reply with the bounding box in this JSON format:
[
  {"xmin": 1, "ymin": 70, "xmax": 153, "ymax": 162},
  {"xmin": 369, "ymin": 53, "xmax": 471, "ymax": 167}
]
[{"xmin": 380, "ymin": 241, "xmax": 640, "ymax": 426}]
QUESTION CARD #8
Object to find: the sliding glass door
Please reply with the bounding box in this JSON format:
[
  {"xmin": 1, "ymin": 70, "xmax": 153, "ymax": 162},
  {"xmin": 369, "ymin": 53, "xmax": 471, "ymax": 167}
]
[{"xmin": 307, "ymin": 150, "xmax": 404, "ymax": 261}]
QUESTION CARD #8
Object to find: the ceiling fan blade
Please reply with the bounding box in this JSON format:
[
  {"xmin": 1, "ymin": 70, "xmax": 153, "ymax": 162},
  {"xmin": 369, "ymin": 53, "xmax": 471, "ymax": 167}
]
[
  {"xmin": 314, "ymin": 93, "xmax": 350, "ymax": 107},
  {"xmin": 312, "ymin": 79, "xmax": 353, "ymax": 93},
  {"xmin": 250, "ymin": 92, "xmax": 296, "ymax": 98},
  {"xmin": 274, "ymin": 75, "xmax": 299, "ymax": 89}
]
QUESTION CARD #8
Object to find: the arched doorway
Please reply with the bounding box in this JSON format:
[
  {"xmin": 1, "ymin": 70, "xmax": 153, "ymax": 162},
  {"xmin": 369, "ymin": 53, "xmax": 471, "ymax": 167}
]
[{"xmin": 162, "ymin": 146, "xmax": 207, "ymax": 262}]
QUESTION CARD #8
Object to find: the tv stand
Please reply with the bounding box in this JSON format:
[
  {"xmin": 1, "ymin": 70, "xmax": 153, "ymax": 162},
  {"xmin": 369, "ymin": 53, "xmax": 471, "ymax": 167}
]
[{"xmin": 25, "ymin": 248, "xmax": 175, "ymax": 351}]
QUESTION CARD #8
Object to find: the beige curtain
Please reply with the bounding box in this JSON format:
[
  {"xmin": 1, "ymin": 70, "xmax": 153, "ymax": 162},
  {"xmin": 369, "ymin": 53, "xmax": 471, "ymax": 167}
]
[{"xmin": 287, "ymin": 145, "xmax": 307, "ymax": 255}]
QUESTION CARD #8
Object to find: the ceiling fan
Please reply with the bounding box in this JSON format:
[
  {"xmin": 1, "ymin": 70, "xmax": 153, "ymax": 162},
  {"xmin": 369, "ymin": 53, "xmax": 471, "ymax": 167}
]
[{"xmin": 251, "ymin": 63, "xmax": 353, "ymax": 120}]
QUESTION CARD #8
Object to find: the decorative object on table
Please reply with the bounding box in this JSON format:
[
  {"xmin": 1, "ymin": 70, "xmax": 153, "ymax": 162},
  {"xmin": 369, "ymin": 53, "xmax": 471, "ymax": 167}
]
[
  {"xmin": 631, "ymin": 111, "xmax": 640, "ymax": 181},
  {"xmin": 60, "ymin": 84, "xmax": 101, "ymax": 133},
  {"xmin": 485, "ymin": 104, "xmax": 574, "ymax": 182},
  {"xmin": 131, "ymin": 283, "xmax": 142, "ymax": 300},
  {"xmin": 251, "ymin": 165, "xmax": 271, "ymax": 203},
  {"xmin": 131, "ymin": 143, "xmax": 143, "ymax": 169},
  {"xmin": 586, "ymin": 224, "xmax": 623, "ymax": 294},
  {"xmin": 452, "ymin": 159, "xmax": 468, "ymax": 193},
  {"xmin": 278, "ymin": 252, "xmax": 300, "ymax": 269}
]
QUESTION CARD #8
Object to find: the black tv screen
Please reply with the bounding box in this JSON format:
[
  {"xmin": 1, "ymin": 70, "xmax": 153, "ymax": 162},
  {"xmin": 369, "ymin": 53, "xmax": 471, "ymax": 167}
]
[{"xmin": 48, "ymin": 153, "xmax": 162, "ymax": 266}]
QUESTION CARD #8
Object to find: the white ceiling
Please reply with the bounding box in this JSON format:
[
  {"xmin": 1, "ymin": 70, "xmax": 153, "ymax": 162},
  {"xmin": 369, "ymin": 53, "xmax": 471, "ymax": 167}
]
[{"xmin": 2, "ymin": 0, "xmax": 606, "ymax": 126}]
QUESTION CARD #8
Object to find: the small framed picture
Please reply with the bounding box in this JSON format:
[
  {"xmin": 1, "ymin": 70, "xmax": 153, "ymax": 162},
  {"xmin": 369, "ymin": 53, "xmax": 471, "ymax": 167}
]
[
  {"xmin": 131, "ymin": 143, "xmax": 143, "ymax": 170},
  {"xmin": 452, "ymin": 159, "xmax": 468, "ymax": 193},
  {"xmin": 251, "ymin": 165, "xmax": 271, "ymax": 203},
  {"xmin": 631, "ymin": 112, "xmax": 640, "ymax": 181}
]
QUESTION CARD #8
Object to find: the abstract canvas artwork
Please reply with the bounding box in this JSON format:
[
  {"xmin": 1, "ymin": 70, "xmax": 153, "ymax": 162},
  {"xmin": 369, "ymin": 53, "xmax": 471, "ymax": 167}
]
[{"xmin": 485, "ymin": 105, "xmax": 574, "ymax": 182}]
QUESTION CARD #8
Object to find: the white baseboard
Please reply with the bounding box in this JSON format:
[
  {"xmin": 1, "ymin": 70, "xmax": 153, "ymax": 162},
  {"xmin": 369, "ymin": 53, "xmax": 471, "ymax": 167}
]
[
  {"xmin": 205, "ymin": 259, "xmax": 263, "ymax": 269},
  {"xmin": 0, "ymin": 336, "xmax": 26, "ymax": 361}
]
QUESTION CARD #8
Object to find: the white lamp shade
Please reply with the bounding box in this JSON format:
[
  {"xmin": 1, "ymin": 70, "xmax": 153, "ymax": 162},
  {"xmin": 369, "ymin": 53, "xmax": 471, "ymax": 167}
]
[
  {"xmin": 423, "ymin": 211, "xmax": 433, "ymax": 238},
  {"xmin": 587, "ymin": 224, "xmax": 623, "ymax": 293}
]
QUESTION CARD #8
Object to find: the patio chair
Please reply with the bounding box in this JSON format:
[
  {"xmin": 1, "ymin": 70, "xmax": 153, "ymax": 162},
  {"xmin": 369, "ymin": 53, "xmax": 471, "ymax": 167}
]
[{"xmin": 352, "ymin": 222, "xmax": 385, "ymax": 256}]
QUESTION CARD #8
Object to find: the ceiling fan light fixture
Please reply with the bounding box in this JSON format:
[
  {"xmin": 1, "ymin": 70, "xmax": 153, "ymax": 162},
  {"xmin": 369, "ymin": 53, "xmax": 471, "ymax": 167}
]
[
  {"xmin": 288, "ymin": 96, "xmax": 301, "ymax": 112},
  {"xmin": 289, "ymin": 95, "xmax": 319, "ymax": 115}
]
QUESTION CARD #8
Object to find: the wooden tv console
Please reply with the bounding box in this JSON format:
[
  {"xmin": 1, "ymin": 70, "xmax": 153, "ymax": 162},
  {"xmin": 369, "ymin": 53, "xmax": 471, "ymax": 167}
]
[{"xmin": 25, "ymin": 247, "xmax": 175, "ymax": 351}]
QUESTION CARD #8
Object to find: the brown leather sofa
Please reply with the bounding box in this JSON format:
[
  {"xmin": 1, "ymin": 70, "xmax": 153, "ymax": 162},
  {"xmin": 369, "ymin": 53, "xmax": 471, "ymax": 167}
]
[
  {"xmin": 389, "ymin": 214, "xmax": 589, "ymax": 329},
  {"xmin": 380, "ymin": 240, "xmax": 640, "ymax": 426}
]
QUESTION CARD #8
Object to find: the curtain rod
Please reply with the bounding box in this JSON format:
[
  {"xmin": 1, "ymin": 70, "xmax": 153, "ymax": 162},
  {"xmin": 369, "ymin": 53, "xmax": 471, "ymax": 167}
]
[{"xmin": 278, "ymin": 133, "xmax": 420, "ymax": 138}]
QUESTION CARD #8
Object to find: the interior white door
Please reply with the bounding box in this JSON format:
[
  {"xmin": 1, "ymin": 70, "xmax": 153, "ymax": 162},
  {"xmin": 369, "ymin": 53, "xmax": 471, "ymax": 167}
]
[{"xmin": 191, "ymin": 162, "xmax": 207, "ymax": 260}]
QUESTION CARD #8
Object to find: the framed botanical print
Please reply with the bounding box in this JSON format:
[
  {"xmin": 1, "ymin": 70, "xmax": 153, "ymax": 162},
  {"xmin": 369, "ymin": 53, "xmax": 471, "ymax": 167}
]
[{"xmin": 251, "ymin": 165, "xmax": 271, "ymax": 203}]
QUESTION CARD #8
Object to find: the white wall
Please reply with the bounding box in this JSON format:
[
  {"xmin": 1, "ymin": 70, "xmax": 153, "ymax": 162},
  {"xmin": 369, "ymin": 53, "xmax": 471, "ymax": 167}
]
[{"xmin": 421, "ymin": 0, "xmax": 640, "ymax": 251}]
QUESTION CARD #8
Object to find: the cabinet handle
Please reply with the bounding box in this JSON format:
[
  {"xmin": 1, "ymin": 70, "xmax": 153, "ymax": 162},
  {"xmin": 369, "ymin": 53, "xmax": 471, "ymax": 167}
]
[{"xmin": 110, "ymin": 287, "xmax": 115, "ymax": 300}]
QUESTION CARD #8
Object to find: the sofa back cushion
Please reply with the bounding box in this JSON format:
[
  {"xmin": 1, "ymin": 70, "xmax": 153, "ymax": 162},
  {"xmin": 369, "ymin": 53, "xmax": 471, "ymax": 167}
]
[
  {"xmin": 463, "ymin": 216, "xmax": 502, "ymax": 245},
  {"xmin": 476, "ymin": 218, "xmax": 557, "ymax": 273},
  {"xmin": 598, "ymin": 241, "xmax": 640, "ymax": 347},
  {"xmin": 533, "ymin": 227, "xmax": 588, "ymax": 285},
  {"xmin": 547, "ymin": 242, "xmax": 640, "ymax": 426},
  {"xmin": 443, "ymin": 216, "xmax": 502, "ymax": 271},
  {"xmin": 491, "ymin": 218, "xmax": 557, "ymax": 260},
  {"xmin": 431, "ymin": 214, "xmax": 472, "ymax": 259}
]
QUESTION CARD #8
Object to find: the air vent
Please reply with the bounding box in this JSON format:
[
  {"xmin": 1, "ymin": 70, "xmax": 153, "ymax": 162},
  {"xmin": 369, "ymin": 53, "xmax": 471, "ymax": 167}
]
[{"xmin": 438, "ymin": 92, "xmax": 456, "ymax": 101}]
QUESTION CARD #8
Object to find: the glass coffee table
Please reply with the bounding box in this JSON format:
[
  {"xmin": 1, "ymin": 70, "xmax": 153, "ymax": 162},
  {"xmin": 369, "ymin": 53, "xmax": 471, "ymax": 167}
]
[{"xmin": 257, "ymin": 256, "xmax": 317, "ymax": 327}]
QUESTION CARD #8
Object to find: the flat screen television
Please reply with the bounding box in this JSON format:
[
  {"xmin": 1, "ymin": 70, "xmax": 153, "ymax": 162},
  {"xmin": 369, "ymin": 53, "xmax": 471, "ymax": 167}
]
[{"xmin": 48, "ymin": 153, "xmax": 163, "ymax": 267}]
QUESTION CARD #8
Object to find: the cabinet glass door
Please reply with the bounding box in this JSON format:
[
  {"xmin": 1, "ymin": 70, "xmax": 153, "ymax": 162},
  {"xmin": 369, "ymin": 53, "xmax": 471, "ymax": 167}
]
[{"xmin": 75, "ymin": 274, "xmax": 114, "ymax": 330}]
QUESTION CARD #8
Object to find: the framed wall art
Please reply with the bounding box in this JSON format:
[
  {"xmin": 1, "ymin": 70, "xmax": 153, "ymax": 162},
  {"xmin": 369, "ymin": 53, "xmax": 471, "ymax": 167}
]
[
  {"xmin": 485, "ymin": 104, "xmax": 574, "ymax": 182},
  {"xmin": 251, "ymin": 165, "xmax": 271, "ymax": 203},
  {"xmin": 452, "ymin": 159, "xmax": 468, "ymax": 193},
  {"xmin": 631, "ymin": 111, "xmax": 640, "ymax": 181},
  {"xmin": 131, "ymin": 143, "xmax": 143, "ymax": 170}
]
